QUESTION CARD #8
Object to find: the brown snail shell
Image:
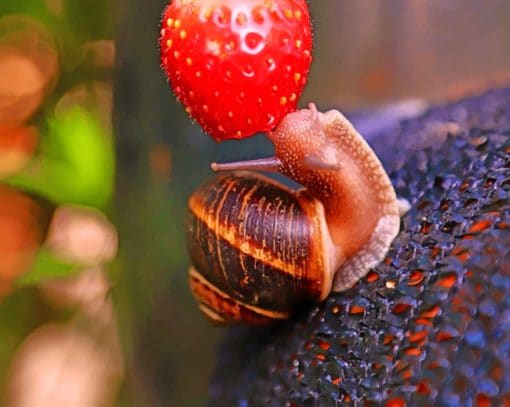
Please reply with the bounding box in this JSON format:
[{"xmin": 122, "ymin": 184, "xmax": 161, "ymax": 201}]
[{"xmin": 187, "ymin": 172, "xmax": 332, "ymax": 324}]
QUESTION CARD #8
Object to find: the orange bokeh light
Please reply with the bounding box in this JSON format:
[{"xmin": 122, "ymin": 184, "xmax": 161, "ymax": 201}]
[
  {"xmin": 0, "ymin": 124, "xmax": 38, "ymax": 177},
  {"xmin": 0, "ymin": 15, "xmax": 59, "ymax": 125},
  {"xmin": 0, "ymin": 186, "xmax": 49, "ymax": 295}
]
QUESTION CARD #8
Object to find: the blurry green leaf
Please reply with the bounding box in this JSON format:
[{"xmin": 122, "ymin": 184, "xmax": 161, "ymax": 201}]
[
  {"xmin": 6, "ymin": 107, "xmax": 115, "ymax": 209},
  {"xmin": 0, "ymin": 1, "xmax": 51, "ymax": 22},
  {"xmin": 15, "ymin": 249, "xmax": 78, "ymax": 286}
]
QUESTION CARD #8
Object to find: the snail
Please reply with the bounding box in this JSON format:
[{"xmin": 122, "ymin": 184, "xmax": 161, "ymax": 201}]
[{"xmin": 187, "ymin": 104, "xmax": 407, "ymax": 324}]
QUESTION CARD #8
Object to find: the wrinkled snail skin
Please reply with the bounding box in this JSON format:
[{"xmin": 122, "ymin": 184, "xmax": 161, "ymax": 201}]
[{"xmin": 187, "ymin": 104, "xmax": 402, "ymax": 324}]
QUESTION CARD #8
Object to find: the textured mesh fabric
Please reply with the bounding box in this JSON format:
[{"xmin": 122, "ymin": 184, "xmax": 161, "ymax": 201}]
[{"xmin": 209, "ymin": 88, "xmax": 510, "ymax": 406}]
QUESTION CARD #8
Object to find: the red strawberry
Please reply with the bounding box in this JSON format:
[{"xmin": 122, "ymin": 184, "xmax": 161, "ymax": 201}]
[{"xmin": 159, "ymin": 0, "xmax": 313, "ymax": 141}]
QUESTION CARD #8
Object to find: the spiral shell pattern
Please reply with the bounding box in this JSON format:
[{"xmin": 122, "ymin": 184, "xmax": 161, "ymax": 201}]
[{"xmin": 187, "ymin": 172, "xmax": 327, "ymax": 324}]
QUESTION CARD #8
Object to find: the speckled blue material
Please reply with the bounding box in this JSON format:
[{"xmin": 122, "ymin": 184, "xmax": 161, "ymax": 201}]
[{"xmin": 209, "ymin": 88, "xmax": 510, "ymax": 406}]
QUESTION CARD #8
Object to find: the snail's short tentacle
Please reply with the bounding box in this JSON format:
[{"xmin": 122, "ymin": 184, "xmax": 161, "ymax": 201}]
[{"xmin": 302, "ymin": 154, "xmax": 341, "ymax": 171}]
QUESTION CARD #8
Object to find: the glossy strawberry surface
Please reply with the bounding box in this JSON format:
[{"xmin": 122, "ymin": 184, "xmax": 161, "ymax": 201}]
[{"xmin": 160, "ymin": 0, "xmax": 312, "ymax": 141}]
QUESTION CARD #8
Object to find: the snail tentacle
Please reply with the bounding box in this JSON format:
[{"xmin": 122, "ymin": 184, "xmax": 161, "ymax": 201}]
[{"xmin": 211, "ymin": 156, "xmax": 282, "ymax": 173}]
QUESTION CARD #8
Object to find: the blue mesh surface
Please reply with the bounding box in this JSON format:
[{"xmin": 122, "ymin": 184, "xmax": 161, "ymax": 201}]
[{"xmin": 210, "ymin": 88, "xmax": 510, "ymax": 406}]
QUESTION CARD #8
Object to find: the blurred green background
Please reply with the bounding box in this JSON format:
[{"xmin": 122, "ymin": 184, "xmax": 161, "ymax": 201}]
[{"xmin": 1, "ymin": 0, "xmax": 510, "ymax": 406}]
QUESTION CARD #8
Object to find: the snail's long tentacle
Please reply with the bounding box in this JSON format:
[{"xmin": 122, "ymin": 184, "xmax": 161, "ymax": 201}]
[{"xmin": 211, "ymin": 156, "xmax": 282, "ymax": 172}]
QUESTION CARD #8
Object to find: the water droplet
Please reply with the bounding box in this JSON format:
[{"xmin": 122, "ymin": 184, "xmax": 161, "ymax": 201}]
[
  {"xmin": 267, "ymin": 114, "xmax": 275, "ymax": 125},
  {"xmin": 243, "ymin": 65, "xmax": 255, "ymax": 77},
  {"xmin": 224, "ymin": 37, "xmax": 237, "ymax": 53},
  {"xmin": 289, "ymin": 93, "xmax": 297, "ymax": 102},
  {"xmin": 214, "ymin": 6, "xmax": 231, "ymax": 26},
  {"xmin": 279, "ymin": 33, "xmax": 290, "ymax": 47},
  {"xmin": 265, "ymin": 57, "xmax": 276, "ymax": 71},
  {"xmin": 386, "ymin": 280, "xmax": 396, "ymax": 288},
  {"xmin": 244, "ymin": 32, "xmax": 265, "ymax": 53},
  {"xmin": 225, "ymin": 70, "xmax": 233, "ymax": 80},
  {"xmin": 206, "ymin": 40, "xmax": 221, "ymax": 55}
]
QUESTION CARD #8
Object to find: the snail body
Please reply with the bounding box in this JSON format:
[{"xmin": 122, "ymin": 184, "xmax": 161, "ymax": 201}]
[{"xmin": 187, "ymin": 104, "xmax": 403, "ymax": 324}]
